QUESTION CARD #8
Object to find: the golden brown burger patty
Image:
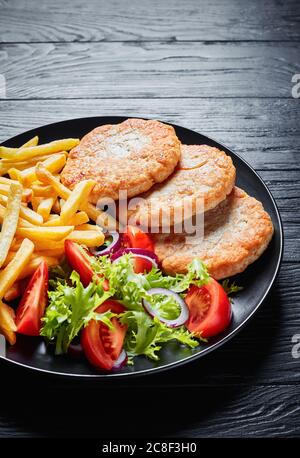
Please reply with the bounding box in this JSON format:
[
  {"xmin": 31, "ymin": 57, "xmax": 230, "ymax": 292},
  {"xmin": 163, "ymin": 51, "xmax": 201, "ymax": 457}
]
[
  {"xmin": 61, "ymin": 118, "xmax": 181, "ymax": 203},
  {"xmin": 127, "ymin": 144, "xmax": 236, "ymax": 228},
  {"xmin": 153, "ymin": 187, "xmax": 274, "ymax": 279}
]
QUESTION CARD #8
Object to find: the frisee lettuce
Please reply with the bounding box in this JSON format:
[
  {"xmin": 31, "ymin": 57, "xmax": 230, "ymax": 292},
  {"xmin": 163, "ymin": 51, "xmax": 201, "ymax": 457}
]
[
  {"xmin": 118, "ymin": 311, "xmax": 200, "ymax": 361},
  {"xmin": 221, "ymin": 279, "xmax": 243, "ymax": 298},
  {"xmin": 40, "ymin": 271, "xmax": 112, "ymax": 354},
  {"xmin": 41, "ymin": 250, "xmax": 210, "ymax": 362},
  {"xmin": 145, "ymin": 258, "xmax": 210, "ymax": 293}
]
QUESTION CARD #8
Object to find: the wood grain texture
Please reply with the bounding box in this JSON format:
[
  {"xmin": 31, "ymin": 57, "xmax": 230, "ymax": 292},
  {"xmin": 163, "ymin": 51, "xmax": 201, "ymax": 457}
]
[
  {"xmin": 0, "ymin": 99, "xmax": 299, "ymax": 168},
  {"xmin": 1, "ymin": 42, "xmax": 299, "ymax": 98},
  {"xmin": 0, "ymin": 0, "xmax": 299, "ymax": 439},
  {"xmin": 0, "ymin": 0, "xmax": 300, "ymax": 42},
  {"xmin": 0, "ymin": 381, "xmax": 299, "ymax": 437}
]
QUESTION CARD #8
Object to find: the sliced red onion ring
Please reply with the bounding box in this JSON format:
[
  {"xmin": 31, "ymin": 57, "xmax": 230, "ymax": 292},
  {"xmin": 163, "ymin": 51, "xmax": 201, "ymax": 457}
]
[
  {"xmin": 90, "ymin": 231, "xmax": 120, "ymax": 256},
  {"xmin": 111, "ymin": 247, "xmax": 158, "ymax": 264},
  {"xmin": 112, "ymin": 349, "xmax": 127, "ymax": 369},
  {"xmin": 112, "ymin": 253, "xmax": 157, "ymax": 273},
  {"xmin": 143, "ymin": 288, "xmax": 189, "ymax": 328}
]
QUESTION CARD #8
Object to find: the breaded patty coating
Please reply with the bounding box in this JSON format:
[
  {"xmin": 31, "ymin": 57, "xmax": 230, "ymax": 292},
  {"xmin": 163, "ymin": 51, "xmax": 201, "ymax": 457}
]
[
  {"xmin": 153, "ymin": 187, "xmax": 274, "ymax": 279},
  {"xmin": 61, "ymin": 118, "xmax": 181, "ymax": 203},
  {"xmin": 127, "ymin": 144, "xmax": 235, "ymax": 228}
]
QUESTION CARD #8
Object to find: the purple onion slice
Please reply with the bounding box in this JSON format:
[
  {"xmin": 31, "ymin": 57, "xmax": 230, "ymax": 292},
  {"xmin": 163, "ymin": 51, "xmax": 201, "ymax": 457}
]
[
  {"xmin": 111, "ymin": 247, "xmax": 158, "ymax": 264},
  {"xmin": 112, "ymin": 349, "xmax": 127, "ymax": 369},
  {"xmin": 90, "ymin": 231, "xmax": 120, "ymax": 256},
  {"xmin": 143, "ymin": 287, "xmax": 189, "ymax": 328}
]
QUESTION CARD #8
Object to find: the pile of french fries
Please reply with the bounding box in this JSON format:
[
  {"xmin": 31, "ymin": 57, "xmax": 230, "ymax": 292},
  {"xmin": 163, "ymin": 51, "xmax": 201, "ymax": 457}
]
[{"xmin": 0, "ymin": 135, "xmax": 115, "ymax": 345}]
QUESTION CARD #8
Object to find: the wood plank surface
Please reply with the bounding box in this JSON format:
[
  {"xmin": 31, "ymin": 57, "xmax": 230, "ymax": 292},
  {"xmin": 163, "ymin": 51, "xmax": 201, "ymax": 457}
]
[
  {"xmin": 0, "ymin": 0, "xmax": 300, "ymax": 42},
  {"xmin": 0, "ymin": 42, "xmax": 299, "ymax": 98},
  {"xmin": 0, "ymin": 99, "xmax": 299, "ymax": 168},
  {"xmin": 0, "ymin": 0, "xmax": 299, "ymax": 440},
  {"xmin": 0, "ymin": 380, "xmax": 299, "ymax": 437}
]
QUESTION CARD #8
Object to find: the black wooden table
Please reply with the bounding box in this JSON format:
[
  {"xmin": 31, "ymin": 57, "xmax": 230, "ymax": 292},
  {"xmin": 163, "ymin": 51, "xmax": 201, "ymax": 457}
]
[{"xmin": 0, "ymin": 0, "xmax": 300, "ymax": 438}]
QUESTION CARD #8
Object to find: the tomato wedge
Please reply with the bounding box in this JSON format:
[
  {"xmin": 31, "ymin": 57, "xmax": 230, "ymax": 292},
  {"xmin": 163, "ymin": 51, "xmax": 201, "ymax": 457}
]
[
  {"xmin": 185, "ymin": 279, "xmax": 231, "ymax": 338},
  {"xmin": 81, "ymin": 300, "xmax": 127, "ymax": 371},
  {"xmin": 133, "ymin": 255, "xmax": 155, "ymax": 274},
  {"xmin": 65, "ymin": 240, "xmax": 94, "ymax": 287},
  {"xmin": 15, "ymin": 260, "xmax": 48, "ymax": 336},
  {"xmin": 64, "ymin": 240, "xmax": 109, "ymax": 290},
  {"xmin": 123, "ymin": 225, "xmax": 154, "ymax": 252}
]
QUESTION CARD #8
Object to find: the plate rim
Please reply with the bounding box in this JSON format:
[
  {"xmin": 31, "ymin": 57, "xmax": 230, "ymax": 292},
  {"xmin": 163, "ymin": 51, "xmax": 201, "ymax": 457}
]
[{"xmin": 0, "ymin": 116, "xmax": 284, "ymax": 379}]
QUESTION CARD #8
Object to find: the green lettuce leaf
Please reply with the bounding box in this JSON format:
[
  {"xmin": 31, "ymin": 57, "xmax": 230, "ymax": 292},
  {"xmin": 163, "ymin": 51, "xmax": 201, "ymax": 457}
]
[
  {"xmin": 119, "ymin": 310, "xmax": 200, "ymax": 361},
  {"xmin": 221, "ymin": 279, "xmax": 243, "ymax": 299},
  {"xmin": 40, "ymin": 271, "xmax": 111, "ymax": 354},
  {"xmin": 145, "ymin": 258, "xmax": 210, "ymax": 292},
  {"xmin": 42, "ymin": 249, "xmax": 210, "ymax": 362}
]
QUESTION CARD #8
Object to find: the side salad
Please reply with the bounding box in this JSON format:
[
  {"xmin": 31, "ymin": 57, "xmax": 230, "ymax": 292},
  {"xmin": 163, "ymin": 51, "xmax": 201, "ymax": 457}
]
[{"xmin": 13, "ymin": 226, "xmax": 238, "ymax": 371}]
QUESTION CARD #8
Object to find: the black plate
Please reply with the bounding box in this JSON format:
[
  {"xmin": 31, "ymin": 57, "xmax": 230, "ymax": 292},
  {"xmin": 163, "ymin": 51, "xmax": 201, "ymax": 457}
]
[{"xmin": 0, "ymin": 117, "xmax": 283, "ymax": 379}]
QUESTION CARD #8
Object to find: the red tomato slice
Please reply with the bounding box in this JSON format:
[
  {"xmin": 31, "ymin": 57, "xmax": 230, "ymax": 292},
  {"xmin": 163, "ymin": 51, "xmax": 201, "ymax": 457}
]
[
  {"xmin": 64, "ymin": 240, "xmax": 109, "ymax": 291},
  {"xmin": 133, "ymin": 255, "xmax": 154, "ymax": 274},
  {"xmin": 185, "ymin": 279, "xmax": 231, "ymax": 338},
  {"xmin": 123, "ymin": 225, "xmax": 154, "ymax": 252},
  {"xmin": 15, "ymin": 260, "xmax": 49, "ymax": 336},
  {"xmin": 65, "ymin": 240, "xmax": 94, "ymax": 287},
  {"xmin": 81, "ymin": 300, "xmax": 127, "ymax": 371}
]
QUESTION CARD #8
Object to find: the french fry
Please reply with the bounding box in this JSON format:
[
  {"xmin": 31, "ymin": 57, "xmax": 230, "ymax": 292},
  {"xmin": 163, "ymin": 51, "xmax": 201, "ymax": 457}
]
[
  {"xmin": 35, "ymin": 164, "xmax": 118, "ymax": 229},
  {"xmin": 70, "ymin": 211, "xmax": 90, "ymax": 226},
  {"xmin": 52, "ymin": 198, "xmax": 61, "ymax": 214},
  {"xmin": 21, "ymin": 153, "xmax": 67, "ymax": 187},
  {"xmin": 0, "ymin": 177, "xmax": 19, "ymax": 186},
  {"xmin": 23, "ymin": 188, "xmax": 32, "ymax": 203},
  {"xmin": 0, "ymin": 300, "xmax": 17, "ymax": 345},
  {"xmin": 35, "ymin": 248, "xmax": 65, "ymax": 258},
  {"xmin": 0, "ymin": 204, "xmax": 34, "ymax": 228},
  {"xmin": 47, "ymin": 213, "xmax": 60, "ymax": 221},
  {"xmin": 0, "ymin": 146, "xmax": 16, "ymax": 155},
  {"xmin": 17, "ymin": 256, "xmax": 58, "ymax": 280},
  {"xmin": 11, "ymin": 238, "xmax": 64, "ymax": 252},
  {"xmin": 75, "ymin": 223, "xmax": 103, "ymax": 232},
  {"xmin": 3, "ymin": 250, "xmax": 52, "ymax": 267},
  {"xmin": 36, "ymin": 164, "xmax": 71, "ymax": 199},
  {"xmin": 67, "ymin": 230, "xmax": 105, "ymax": 247},
  {"xmin": 0, "ymin": 183, "xmax": 32, "ymax": 202},
  {"xmin": 0, "ymin": 183, "xmax": 22, "ymax": 268},
  {"xmin": 20, "ymin": 204, "xmax": 43, "ymax": 225},
  {"xmin": 43, "ymin": 211, "xmax": 89, "ymax": 227},
  {"xmin": 31, "ymin": 197, "xmax": 43, "ymax": 212},
  {"xmin": 20, "ymin": 136, "xmax": 39, "ymax": 148},
  {"xmin": 0, "ymin": 136, "xmax": 39, "ymax": 162},
  {"xmin": 31, "ymin": 184, "xmax": 56, "ymax": 197},
  {"xmin": 3, "ymin": 282, "xmax": 21, "ymax": 302},
  {"xmin": 33, "ymin": 240, "xmax": 65, "ymax": 251},
  {"xmin": 0, "ymin": 152, "xmax": 66, "ymax": 169},
  {"xmin": 0, "ymin": 164, "xmax": 9, "ymax": 176},
  {"xmin": 0, "ymin": 138, "xmax": 79, "ymax": 161},
  {"xmin": 16, "ymin": 225, "xmax": 74, "ymax": 242},
  {"xmin": 0, "ymin": 238, "xmax": 34, "ymax": 299},
  {"xmin": 7, "ymin": 168, "xmax": 24, "ymax": 183},
  {"xmin": 37, "ymin": 197, "xmax": 55, "ymax": 221},
  {"xmin": 60, "ymin": 180, "xmax": 95, "ymax": 224},
  {"xmin": 2, "ymin": 251, "xmax": 21, "ymax": 267}
]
